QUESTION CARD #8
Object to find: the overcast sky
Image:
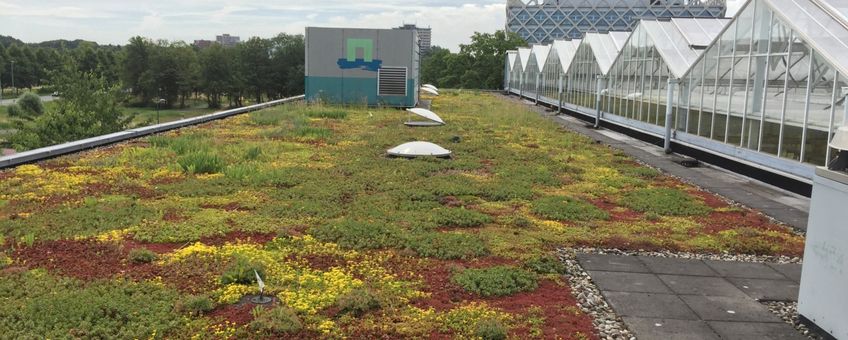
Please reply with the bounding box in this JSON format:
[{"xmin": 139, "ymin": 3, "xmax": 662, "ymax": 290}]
[{"xmin": 0, "ymin": 0, "xmax": 746, "ymax": 51}]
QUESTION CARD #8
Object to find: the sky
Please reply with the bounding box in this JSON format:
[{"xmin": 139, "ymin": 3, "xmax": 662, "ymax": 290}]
[{"xmin": 0, "ymin": 0, "xmax": 745, "ymax": 52}]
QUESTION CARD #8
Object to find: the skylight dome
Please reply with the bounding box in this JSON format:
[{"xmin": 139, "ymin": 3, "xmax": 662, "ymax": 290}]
[
  {"xmin": 420, "ymin": 87, "xmax": 439, "ymax": 96},
  {"xmin": 387, "ymin": 141, "xmax": 452, "ymax": 158},
  {"xmin": 423, "ymin": 84, "xmax": 439, "ymax": 91},
  {"xmin": 405, "ymin": 108, "xmax": 446, "ymax": 127}
]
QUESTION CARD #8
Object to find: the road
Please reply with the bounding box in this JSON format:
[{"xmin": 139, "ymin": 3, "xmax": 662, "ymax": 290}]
[{"xmin": 0, "ymin": 95, "xmax": 58, "ymax": 106}]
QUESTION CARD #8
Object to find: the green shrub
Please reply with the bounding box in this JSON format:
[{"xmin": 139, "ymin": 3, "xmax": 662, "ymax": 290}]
[
  {"xmin": 531, "ymin": 196, "xmax": 609, "ymax": 221},
  {"xmin": 220, "ymin": 256, "xmax": 264, "ymax": 285},
  {"xmin": 475, "ymin": 318, "xmax": 508, "ymax": 340},
  {"xmin": 249, "ymin": 306, "xmax": 302, "ymax": 334},
  {"xmin": 293, "ymin": 126, "xmax": 332, "ymax": 139},
  {"xmin": 622, "ymin": 188, "xmax": 711, "ymax": 216},
  {"xmin": 19, "ymin": 233, "xmax": 35, "ymax": 247},
  {"xmin": 452, "ymin": 266, "xmax": 538, "ymax": 297},
  {"xmin": 244, "ymin": 146, "xmax": 263, "ymax": 160},
  {"xmin": 406, "ymin": 232, "xmax": 488, "ymax": 260},
  {"xmin": 175, "ymin": 294, "xmax": 215, "ymax": 315},
  {"xmin": 305, "ymin": 109, "xmax": 347, "ymax": 119},
  {"xmin": 149, "ymin": 134, "xmax": 210, "ymax": 155},
  {"xmin": 178, "ymin": 152, "xmax": 224, "ymax": 174},
  {"xmin": 337, "ymin": 288, "xmax": 380, "ymax": 316},
  {"xmin": 250, "ymin": 110, "xmax": 285, "ymax": 125},
  {"xmin": 310, "ymin": 221, "xmax": 403, "ymax": 250},
  {"xmin": 128, "ymin": 248, "xmax": 157, "ymax": 264},
  {"xmin": 432, "ymin": 208, "xmax": 492, "ymax": 228},
  {"xmin": 524, "ymin": 256, "xmax": 566, "ymax": 275}
]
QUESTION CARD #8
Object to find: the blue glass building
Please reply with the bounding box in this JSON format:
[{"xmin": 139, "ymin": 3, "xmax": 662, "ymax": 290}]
[{"xmin": 506, "ymin": 0, "xmax": 727, "ymax": 44}]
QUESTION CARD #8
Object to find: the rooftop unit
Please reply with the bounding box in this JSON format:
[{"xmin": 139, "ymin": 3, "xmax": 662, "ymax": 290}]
[{"xmin": 305, "ymin": 27, "xmax": 420, "ymax": 107}]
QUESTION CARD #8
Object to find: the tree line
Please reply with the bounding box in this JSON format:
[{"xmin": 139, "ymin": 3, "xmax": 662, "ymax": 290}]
[
  {"xmin": 420, "ymin": 30, "xmax": 525, "ymax": 90},
  {"xmin": 0, "ymin": 34, "xmax": 305, "ymax": 108}
]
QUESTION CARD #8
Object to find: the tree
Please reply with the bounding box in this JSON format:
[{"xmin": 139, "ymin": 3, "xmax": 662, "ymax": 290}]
[
  {"xmin": 419, "ymin": 30, "xmax": 525, "ymax": 90},
  {"xmin": 269, "ymin": 33, "xmax": 305, "ymax": 99},
  {"xmin": 9, "ymin": 64, "xmax": 133, "ymax": 150},
  {"xmin": 239, "ymin": 37, "xmax": 273, "ymax": 103},
  {"xmin": 123, "ymin": 36, "xmax": 152, "ymax": 102},
  {"xmin": 7, "ymin": 92, "xmax": 44, "ymax": 121},
  {"xmin": 199, "ymin": 44, "xmax": 233, "ymax": 109}
]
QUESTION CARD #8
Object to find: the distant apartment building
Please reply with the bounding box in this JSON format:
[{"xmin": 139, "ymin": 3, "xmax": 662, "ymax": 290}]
[
  {"xmin": 506, "ymin": 0, "xmax": 726, "ymax": 44},
  {"xmin": 395, "ymin": 24, "xmax": 432, "ymax": 53},
  {"xmin": 193, "ymin": 39, "xmax": 214, "ymax": 48},
  {"xmin": 192, "ymin": 34, "xmax": 241, "ymax": 48},
  {"xmin": 216, "ymin": 34, "xmax": 241, "ymax": 47}
]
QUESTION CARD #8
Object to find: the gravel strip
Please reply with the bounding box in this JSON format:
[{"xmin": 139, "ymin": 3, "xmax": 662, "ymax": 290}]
[
  {"xmin": 557, "ymin": 247, "xmax": 635, "ymax": 340},
  {"xmin": 575, "ymin": 247, "xmax": 802, "ymax": 264},
  {"xmin": 763, "ymin": 301, "xmax": 824, "ymax": 340}
]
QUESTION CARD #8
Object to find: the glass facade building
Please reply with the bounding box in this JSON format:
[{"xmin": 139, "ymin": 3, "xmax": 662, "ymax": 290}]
[
  {"xmin": 504, "ymin": 0, "xmax": 848, "ymax": 182},
  {"xmin": 506, "ymin": 0, "xmax": 727, "ymax": 44}
]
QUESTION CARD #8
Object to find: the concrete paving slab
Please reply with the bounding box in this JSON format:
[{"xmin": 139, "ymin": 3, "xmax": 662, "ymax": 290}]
[
  {"xmin": 658, "ymin": 275, "xmax": 748, "ymax": 298},
  {"xmin": 727, "ymin": 278, "xmax": 800, "ymax": 301},
  {"xmin": 588, "ymin": 271, "xmax": 671, "ymax": 293},
  {"xmin": 639, "ymin": 256, "xmax": 718, "ymax": 276},
  {"xmin": 703, "ymin": 260, "xmax": 787, "ymax": 280},
  {"xmin": 577, "ymin": 253, "xmax": 650, "ymax": 273},
  {"xmin": 622, "ymin": 317, "xmax": 720, "ymax": 340},
  {"xmin": 767, "ymin": 263, "xmax": 803, "ymax": 283},
  {"xmin": 602, "ymin": 292, "xmax": 698, "ymax": 320},
  {"xmin": 680, "ymin": 295, "xmax": 782, "ymax": 322},
  {"xmin": 708, "ymin": 321, "xmax": 808, "ymax": 340}
]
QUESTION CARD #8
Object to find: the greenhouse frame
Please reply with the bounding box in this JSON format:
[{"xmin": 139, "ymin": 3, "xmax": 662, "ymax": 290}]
[{"xmin": 505, "ymin": 0, "xmax": 848, "ymax": 183}]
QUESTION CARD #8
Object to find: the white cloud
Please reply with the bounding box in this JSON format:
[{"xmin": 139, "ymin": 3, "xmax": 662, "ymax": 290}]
[{"xmin": 0, "ymin": 0, "xmax": 749, "ymax": 49}]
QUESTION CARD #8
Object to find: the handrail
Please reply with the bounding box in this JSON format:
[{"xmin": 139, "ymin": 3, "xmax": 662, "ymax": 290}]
[{"xmin": 0, "ymin": 95, "xmax": 305, "ymax": 169}]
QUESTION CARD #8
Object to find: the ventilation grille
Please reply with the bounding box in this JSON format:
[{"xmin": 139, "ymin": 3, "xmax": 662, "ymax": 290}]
[{"xmin": 378, "ymin": 67, "xmax": 408, "ymax": 96}]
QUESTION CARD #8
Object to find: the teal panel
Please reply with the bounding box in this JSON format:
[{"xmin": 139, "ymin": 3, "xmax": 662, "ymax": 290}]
[{"xmin": 305, "ymin": 76, "xmax": 416, "ymax": 107}]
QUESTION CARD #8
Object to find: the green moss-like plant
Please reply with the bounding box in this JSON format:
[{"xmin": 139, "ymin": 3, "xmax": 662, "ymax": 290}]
[
  {"xmin": 531, "ymin": 196, "xmax": 609, "ymax": 221},
  {"xmin": 475, "ymin": 318, "xmax": 508, "ymax": 340},
  {"xmin": 310, "ymin": 221, "xmax": 403, "ymax": 250},
  {"xmin": 622, "ymin": 188, "xmax": 711, "ymax": 216},
  {"xmin": 405, "ymin": 232, "xmax": 489, "ymax": 260},
  {"xmin": 524, "ymin": 256, "xmax": 567, "ymax": 275},
  {"xmin": 432, "ymin": 207, "xmax": 492, "ymax": 228},
  {"xmin": 128, "ymin": 248, "xmax": 157, "ymax": 264},
  {"xmin": 175, "ymin": 294, "xmax": 215, "ymax": 315},
  {"xmin": 452, "ymin": 266, "xmax": 538, "ymax": 297},
  {"xmin": 249, "ymin": 306, "xmax": 303, "ymax": 334},
  {"xmin": 337, "ymin": 288, "xmax": 381, "ymax": 317}
]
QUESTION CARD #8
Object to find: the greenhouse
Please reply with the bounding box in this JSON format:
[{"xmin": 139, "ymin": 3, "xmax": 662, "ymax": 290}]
[
  {"xmin": 505, "ymin": 0, "xmax": 848, "ymax": 182},
  {"xmin": 540, "ymin": 39, "xmax": 581, "ymax": 107},
  {"xmin": 563, "ymin": 31, "xmax": 631, "ymax": 114},
  {"xmin": 522, "ymin": 44, "xmax": 551, "ymax": 101}
]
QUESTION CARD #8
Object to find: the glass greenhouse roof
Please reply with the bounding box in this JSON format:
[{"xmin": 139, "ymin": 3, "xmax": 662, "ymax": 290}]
[
  {"xmin": 768, "ymin": 0, "xmax": 848, "ymax": 77},
  {"xmin": 552, "ymin": 39, "xmax": 582, "ymax": 71},
  {"xmin": 518, "ymin": 48, "xmax": 532, "ymax": 72},
  {"xmin": 640, "ymin": 18, "xmax": 730, "ymax": 78},
  {"xmin": 671, "ymin": 17, "xmax": 730, "ymax": 47},
  {"xmin": 584, "ymin": 32, "xmax": 631, "ymax": 75},
  {"xmin": 507, "ymin": 51, "xmax": 517, "ymax": 71},
  {"xmin": 531, "ymin": 45, "xmax": 552, "ymax": 71}
]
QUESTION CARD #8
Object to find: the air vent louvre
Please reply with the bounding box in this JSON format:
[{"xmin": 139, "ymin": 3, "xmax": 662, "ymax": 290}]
[{"xmin": 378, "ymin": 67, "xmax": 408, "ymax": 96}]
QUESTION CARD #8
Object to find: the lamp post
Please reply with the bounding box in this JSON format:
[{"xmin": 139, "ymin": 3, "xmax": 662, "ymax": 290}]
[
  {"xmin": 156, "ymin": 98, "xmax": 166, "ymax": 124},
  {"xmin": 10, "ymin": 60, "xmax": 15, "ymax": 97}
]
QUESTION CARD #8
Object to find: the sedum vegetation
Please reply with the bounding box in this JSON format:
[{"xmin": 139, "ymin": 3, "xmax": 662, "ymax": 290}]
[{"xmin": 0, "ymin": 91, "xmax": 804, "ymax": 337}]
